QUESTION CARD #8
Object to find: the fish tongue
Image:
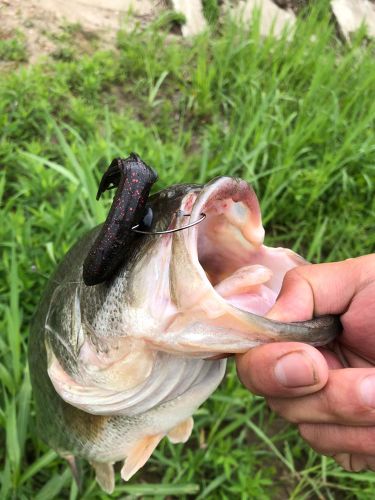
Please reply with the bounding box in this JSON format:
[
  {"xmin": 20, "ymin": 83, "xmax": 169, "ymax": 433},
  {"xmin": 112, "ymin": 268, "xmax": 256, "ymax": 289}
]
[
  {"xmin": 214, "ymin": 264, "xmax": 272, "ymax": 296},
  {"xmin": 214, "ymin": 264, "xmax": 277, "ymax": 316}
]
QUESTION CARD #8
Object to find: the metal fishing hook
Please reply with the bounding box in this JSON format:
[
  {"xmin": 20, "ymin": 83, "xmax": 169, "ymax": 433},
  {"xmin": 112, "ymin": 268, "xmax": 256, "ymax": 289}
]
[{"xmin": 131, "ymin": 211, "xmax": 206, "ymax": 235}]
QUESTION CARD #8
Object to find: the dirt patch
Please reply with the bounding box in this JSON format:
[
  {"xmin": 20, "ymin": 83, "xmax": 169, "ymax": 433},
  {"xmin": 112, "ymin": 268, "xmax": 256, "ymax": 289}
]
[{"xmin": 0, "ymin": 0, "xmax": 164, "ymax": 64}]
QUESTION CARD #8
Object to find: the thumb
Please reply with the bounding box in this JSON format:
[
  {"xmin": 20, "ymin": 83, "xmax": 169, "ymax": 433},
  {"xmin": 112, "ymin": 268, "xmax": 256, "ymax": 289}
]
[
  {"xmin": 266, "ymin": 258, "xmax": 366, "ymax": 323},
  {"xmin": 236, "ymin": 342, "xmax": 328, "ymax": 398}
]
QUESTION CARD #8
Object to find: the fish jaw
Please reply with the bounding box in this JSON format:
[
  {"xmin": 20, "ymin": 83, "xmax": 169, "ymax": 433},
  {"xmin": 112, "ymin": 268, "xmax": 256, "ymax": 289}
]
[
  {"xmin": 169, "ymin": 178, "xmax": 265, "ymax": 310},
  {"xmin": 164, "ymin": 177, "xmax": 336, "ymax": 355},
  {"xmin": 170, "ymin": 176, "xmax": 301, "ymax": 314}
]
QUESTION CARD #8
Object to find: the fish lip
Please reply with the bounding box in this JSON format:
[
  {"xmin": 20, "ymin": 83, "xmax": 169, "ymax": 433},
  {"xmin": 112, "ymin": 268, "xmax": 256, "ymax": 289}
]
[
  {"xmin": 173, "ymin": 176, "xmax": 266, "ymax": 305},
  {"xmin": 190, "ymin": 177, "xmax": 264, "ymax": 244},
  {"xmin": 180, "ymin": 176, "xmax": 264, "ymax": 266}
]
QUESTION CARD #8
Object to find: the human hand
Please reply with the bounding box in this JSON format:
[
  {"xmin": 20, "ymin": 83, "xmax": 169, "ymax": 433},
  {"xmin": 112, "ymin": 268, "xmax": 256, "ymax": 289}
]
[{"xmin": 236, "ymin": 254, "xmax": 375, "ymax": 471}]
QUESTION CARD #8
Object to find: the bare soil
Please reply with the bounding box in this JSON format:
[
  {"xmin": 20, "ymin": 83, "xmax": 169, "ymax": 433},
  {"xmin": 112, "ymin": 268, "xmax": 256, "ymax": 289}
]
[{"xmin": 0, "ymin": 0, "xmax": 164, "ymax": 63}]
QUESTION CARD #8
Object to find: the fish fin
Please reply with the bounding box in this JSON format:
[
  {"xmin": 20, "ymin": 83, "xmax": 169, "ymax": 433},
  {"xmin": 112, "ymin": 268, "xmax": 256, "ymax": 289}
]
[
  {"xmin": 121, "ymin": 434, "xmax": 163, "ymax": 481},
  {"xmin": 65, "ymin": 454, "xmax": 82, "ymax": 491},
  {"xmin": 167, "ymin": 417, "xmax": 194, "ymax": 444},
  {"xmin": 90, "ymin": 461, "xmax": 115, "ymax": 494}
]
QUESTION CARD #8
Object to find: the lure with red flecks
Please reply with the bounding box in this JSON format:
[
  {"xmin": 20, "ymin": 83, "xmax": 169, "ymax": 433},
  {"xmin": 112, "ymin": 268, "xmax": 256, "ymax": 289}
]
[{"xmin": 83, "ymin": 153, "xmax": 158, "ymax": 286}]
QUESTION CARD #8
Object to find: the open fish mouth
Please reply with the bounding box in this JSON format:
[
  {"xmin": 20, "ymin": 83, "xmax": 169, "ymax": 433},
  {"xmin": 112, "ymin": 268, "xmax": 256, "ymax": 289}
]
[{"xmin": 176, "ymin": 177, "xmax": 304, "ymax": 319}]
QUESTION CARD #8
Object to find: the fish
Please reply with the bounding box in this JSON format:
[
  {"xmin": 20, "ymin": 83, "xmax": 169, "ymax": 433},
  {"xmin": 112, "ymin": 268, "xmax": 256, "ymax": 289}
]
[{"xmin": 29, "ymin": 162, "xmax": 341, "ymax": 493}]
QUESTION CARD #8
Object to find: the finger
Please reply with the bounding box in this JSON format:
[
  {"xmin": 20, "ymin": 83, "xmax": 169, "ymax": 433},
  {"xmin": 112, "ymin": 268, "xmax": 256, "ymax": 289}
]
[
  {"xmin": 268, "ymin": 368, "xmax": 375, "ymax": 425},
  {"xmin": 236, "ymin": 342, "xmax": 328, "ymax": 398},
  {"xmin": 266, "ymin": 255, "xmax": 374, "ymax": 323},
  {"xmin": 333, "ymin": 453, "xmax": 375, "ymax": 472},
  {"xmin": 299, "ymin": 423, "xmax": 375, "ymax": 456}
]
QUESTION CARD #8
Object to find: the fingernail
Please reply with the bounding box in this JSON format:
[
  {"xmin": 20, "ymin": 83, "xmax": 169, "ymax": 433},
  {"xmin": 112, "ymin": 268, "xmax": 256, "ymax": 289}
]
[
  {"xmin": 274, "ymin": 351, "xmax": 317, "ymax": 387},
  {"xmin": 359, "ymin": 375, "xmax": 375, "ymax": 407}
]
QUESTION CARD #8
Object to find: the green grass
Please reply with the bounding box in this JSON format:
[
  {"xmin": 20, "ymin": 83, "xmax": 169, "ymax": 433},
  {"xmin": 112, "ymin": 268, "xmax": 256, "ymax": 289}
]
[
  {"xmin": 0, "ymin": 34, "xmax": 27, "ymax": 62},
  {"xmin": 1, "ymin": 3, "xmax": 375, "ymax": 498},
  {"xmin": 0, "ymin": 32, "xmax": 27, "ymax": 62}
]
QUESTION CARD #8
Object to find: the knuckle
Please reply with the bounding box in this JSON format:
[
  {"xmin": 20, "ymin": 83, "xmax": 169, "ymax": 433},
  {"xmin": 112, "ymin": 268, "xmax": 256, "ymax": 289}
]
[
  {"xmin": 325, "ymin": 386, "xmax": 367, "ymax": 422},
  {"xmin": 267, "ymin": 399, "xmax": 299, "ymax": 423},
  {"xmin": 286, "ymin": 265, "xmax": 312, "ymax": 281},
  {"xmin": 324, "ymin": 393, "xmax": 343, "ymax": 420},
  {"xmin": 362, "ymin": 430, "xmax": 375, "ymax": 454},
  {"xmin": 298, "ymin": 424, "xmax": 326, "ymax": 453},
  {"xmin": 287, "ymin": 413, "xmax": 301, "ymax": 424},
  {"xmin": 283, "ymin": 267, "xmax": 302, "ymax": 283}
]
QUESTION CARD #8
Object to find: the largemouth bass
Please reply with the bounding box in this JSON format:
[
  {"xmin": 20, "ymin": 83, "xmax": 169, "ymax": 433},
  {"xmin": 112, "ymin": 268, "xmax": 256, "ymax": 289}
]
[{"xmin": 29, "ymin": 165, "xmax": 340, "ymax": 493}]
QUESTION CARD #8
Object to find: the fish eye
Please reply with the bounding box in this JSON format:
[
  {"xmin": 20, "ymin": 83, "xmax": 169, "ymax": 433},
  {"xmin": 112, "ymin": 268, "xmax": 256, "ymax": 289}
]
[{"xmin": 138, "ymin": 206, "xmax": 154, "ymax": 230}]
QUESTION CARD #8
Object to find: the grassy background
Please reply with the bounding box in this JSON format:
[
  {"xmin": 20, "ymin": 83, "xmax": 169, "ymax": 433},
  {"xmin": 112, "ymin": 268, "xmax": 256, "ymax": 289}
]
[{"xmin": 1, "ymin": 3, "xmax": 375, "ymax": 498}]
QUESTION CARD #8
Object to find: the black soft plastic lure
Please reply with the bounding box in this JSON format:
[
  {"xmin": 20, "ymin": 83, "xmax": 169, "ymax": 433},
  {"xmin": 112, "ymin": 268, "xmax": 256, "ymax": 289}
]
[{"xmin": 83, "ymin": 153, "xmax": 158, "ymax": 286}]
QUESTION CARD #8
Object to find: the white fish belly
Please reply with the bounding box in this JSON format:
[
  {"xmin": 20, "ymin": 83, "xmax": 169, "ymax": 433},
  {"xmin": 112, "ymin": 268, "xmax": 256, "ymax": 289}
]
[{"xmin": 82, "ymin": 357, "xmax": 226, "ymax": 463}]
